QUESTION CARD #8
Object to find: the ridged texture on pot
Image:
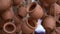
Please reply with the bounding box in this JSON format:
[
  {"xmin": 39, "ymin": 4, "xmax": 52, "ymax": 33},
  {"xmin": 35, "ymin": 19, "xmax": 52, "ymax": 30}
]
[
  {"xmin": 0, "ymin": 0, "xmax": 11, "ymax": 11},
  {"xmin": 48, "ymin": 3, "xmax": 60, "ymax": 16},
  {"xmin": 27, "ymin": 2, "xmax": 44, "ymax": 19},
  {"xmin": 12, "ymin": 0, "xmax": 23, "ymax": 6},
  {"xmin": 42, "ymin": 16, "xmax": 56, "ymax": 32},
  {"xmin": 3, "ymin": 22, "xmax": 16, "ymax": 34},
  {"xmin": 17, "ymin": 6, "xmax": 27, "ymax": 17},
  {"xmin": 1, "ymin": 7, "xmax": 14, "ymax": 20},
  {"xmin": 21, "ymin": 17, "xmax": 37, "ymax": 34},
  {"xmin": 57, "ymin": 0, "xmax": 60, "ymax": 5}
]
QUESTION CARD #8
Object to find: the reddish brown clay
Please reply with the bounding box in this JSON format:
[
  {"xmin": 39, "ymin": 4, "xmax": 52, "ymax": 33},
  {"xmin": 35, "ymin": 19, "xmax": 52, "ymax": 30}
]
[
  {"xmin": 3, "ymin": 22, "xmax": 16, "ymax": 34},
  {"xmin": 42, "ymin": 16, "xmax": 56, "ymax": 33},
  {"xmin": 0, "ymin": 0, "xmax": 11, "ymax": 11},
  {"xmin": 48, "ymin": 3, "xmax": 60, "ymax": 16},
  {"xmin": 12, "ymin": 0, "xmax": 23, "ymax": 6},
  {"xmin": 17, "ymin": 6, "xmax": 27, "ymax": 18},
  {"xmin": 27, "ymin": 2, "xmax": 44, "ymax": 19},
  {"xmin": 1, "ymin": 7, "xmax": 14, "ymax": 20},
  {"xmin": 21, "ymin": 17, "xmax": 37, "ymax": 34}
]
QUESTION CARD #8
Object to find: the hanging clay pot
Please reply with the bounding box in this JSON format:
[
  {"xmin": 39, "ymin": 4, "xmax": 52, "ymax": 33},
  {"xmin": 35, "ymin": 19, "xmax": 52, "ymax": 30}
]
[
  {"xmin": 1, "ymin": 7, "xmax": 14, "ymax": 20},
  {"xmin": 0, "ymin": 0, "xmax": 11, "ymax": 11},
  {"xmin": 3, "ymin": 22, "xmax": 16, "ymax": 34},
  {"xmin": 21, "ymin": 17, "xmax": 37, "ymax": 34},
  {"xmin": 17, "ymin": 6, "xmax": 27, "ymax": 18},
  {"xmin": 48, "ymin": 3, "xmax": 60, "ymax": 16},
  {"xmin": 42, "ymin": 16, "xmax": 56, "ymax": 33},
  {"xmin": 27, "ymin": 2, "xmax": 44, "ymax": 19},
  {"xmin": 57, "ymin": 0, "xmax": 60, "ymax": 5},
  {"xmin": 12, "ymin": 0, "xmax": 23, "ymax": 6}
]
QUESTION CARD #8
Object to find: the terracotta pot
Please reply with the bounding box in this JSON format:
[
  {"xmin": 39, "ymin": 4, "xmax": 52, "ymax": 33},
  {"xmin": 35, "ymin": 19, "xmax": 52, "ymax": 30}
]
[
  {"xmin": 27, "ymin": 2, "xmax": 44, "ymax": 19},
  {"xmin": 14, "ymin": 16, "xmax": 21, "ymax": 33},
  {"xmin": 56, "ymin": 15, "xmax": 60, "ymax": 24},
  {"xmin": 55, "ymin": 27, "xmax": 60, "ymax": 34},
  {"xmin": 48, "ymin": 3, "xmax": 60, "ymax": 16},
  {"xmin": 42, "ymin": 16, "xmax": 56, "ymax": 32},
  {"xmin": 17, "ymin": 6, "xmax": 27, "ymax": 18},
  {"xmin": 57, "ymin": 0, "xmax": 60, "ymax": 5},
  {"xmin": 3, "ymin": 22, "xmax": 16, "ymax": 33},
  {"xmin": 0, "ymin": 0, "xmax": 11, "ymax": 11},
  {"xmin": 12, "ymin": 0, "xmax": 23, "ymax": 6},
  {"xmin": 1, "ymin": 7, "xmax": 14, "ymax": 20},
  {"xmin": 21, "ymin": 17, "xmax": 37, "ymax": 34}
]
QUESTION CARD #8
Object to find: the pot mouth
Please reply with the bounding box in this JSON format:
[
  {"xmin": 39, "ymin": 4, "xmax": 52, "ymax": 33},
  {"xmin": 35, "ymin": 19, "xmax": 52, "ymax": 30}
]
[
  {"xmin": 3, "ymin": 22, "xmax": 16, "ymax": 33},
  {"xmin": 26, "ymin": 18, "xmax": 37, "ymax": 29},
  {"xmin": 29, "ymin": 2, "xmax": 37, "ymax": 12},
  {"xmin": 57, "ymin": 16, "xmax": 60, "ymax": 23}
]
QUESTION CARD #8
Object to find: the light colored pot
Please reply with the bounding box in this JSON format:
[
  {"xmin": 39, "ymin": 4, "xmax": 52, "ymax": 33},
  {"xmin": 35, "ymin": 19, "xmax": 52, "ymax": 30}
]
[
  {"xmin": 3, "ymin": 22, "xmax": 16, "ymax": 34},
  {"xmin": 27, "ymin": 2, "xmax": 44, "ymax": 19},
  {"xmin": 21, "ymin": 17, "xmax": 37, "ymax": 34}
]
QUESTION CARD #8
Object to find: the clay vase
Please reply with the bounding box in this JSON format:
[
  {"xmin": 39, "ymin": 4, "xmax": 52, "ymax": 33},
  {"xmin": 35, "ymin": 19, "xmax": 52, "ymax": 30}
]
[
  {"xmin": 27, "ymin": 2, "xmax": 44, "ymax": 19},
  {"xmin": 12, "ymin": 0, "xmax": 23, "ymax": 6},
  {"xmin": 48, "ymin": 3, "xmax": 60, "ymax": 16},
  {"xmin": 42, "ymin": 16, "xmax": 56, "ymax": 34},
  {"xmin": 1, "ymin": 7, "xmax": 14, "ymax": 20},
  {"xmin": 57, "ymin": 0, "xmax": 60, "ymax": 5},
  {"xmin": 17, "ymin": 6, "xmax": 27, "ymax": 18},
  {"xmin": 21, "ymin": 17, "xmax": 37, "ymax": 34},
  {"xmin": 3, "ymin": 22, "xmax": 16, "ymax": 34},
  {"xmin": 0, "ymin": 0, "xmax": 11, "ymax": 11}
]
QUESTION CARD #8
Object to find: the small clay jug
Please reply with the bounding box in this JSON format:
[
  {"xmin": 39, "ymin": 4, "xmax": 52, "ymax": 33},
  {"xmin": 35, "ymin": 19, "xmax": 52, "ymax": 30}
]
[
  {"xmin": 1, "ymin": 7, "xmax": 14, "ymax": 20},
  {"xmin": 57, "ymin": 0, "xmax": 60, "ymax": 5},
  {"xmin": 21, "ymin": 17, "xmax": 37, "ymax": 34},
  {"xmin": 12, "ymin": 0, "xmax": 23, "ymax": 6},
  {"xmin": 42, "ymin": 16, "xmax": 56, "ymax": 32},
  {"xmin": 3, "ymin": 22, "xmax": 16, "ymax": 34},
  {"xmin": 0, "ymin": 0, "xmax": 11, "ymax": 11},
  {"xmin": 27, "ymin": 2, "xmax": 44, "ymax": 19},
  {"xmin": 48, "ymin": 3, "xmax": 60, "ymax": 16},
  {"xmin": 17, "ymin": 6, "xmax": 27, "ymax": 18}
]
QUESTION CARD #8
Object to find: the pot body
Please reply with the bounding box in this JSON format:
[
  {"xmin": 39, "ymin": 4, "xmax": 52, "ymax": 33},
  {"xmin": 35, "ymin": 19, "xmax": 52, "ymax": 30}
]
[
  {"xmin": 27, "ymin": 2, "xmax": 44, "ymax": 19},
  {"xmin": 0, "ymin": 0, "xmax": 11, "ymax": 11},
  {"xmin": 42, "ymin": 16, "xmax": 56, "ymax": 33}
]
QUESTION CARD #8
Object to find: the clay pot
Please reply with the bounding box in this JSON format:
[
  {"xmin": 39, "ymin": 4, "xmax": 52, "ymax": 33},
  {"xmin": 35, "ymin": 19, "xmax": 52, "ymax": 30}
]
[
  {"xmin": 12, "ymin": 0, "xmax": 23, "ymax": 6},
  {"xmin": 14, "ymin": 16, "xmax": 21, "ymax": 32},
  {"xmin": 3, "ymin": 22, "xmax": 16, "ymax": 33},
  {"xmin": 57, "ymin": 0, "xmax": 60, "ymax": 5},
  {"xmin": 27, "ymin": 2, "xmax": 44, "ymax": 19},
  {"xmin": 17, "ymin": 6, "xmax": 27, "ymax": 18},
  {"xmin": 56, "ymin": 15, "xmax": 60, "ymax": 24},
  {"xmin": 48, "ymin": 3, "xmax": 60, "ymax": 16},
  {"xmin": 42, "ymin": 16, "xmax": 56, "ymax": 32},
  {"xmin": 0, "ymin": 0, "xmax": 11, "ymax": 11},
  {"xmin": 55, "ymin": 27, "xmax": 60, "ymax": 34},
  {"xmin": 21, "ymin": 17, "xmax": 37, "ymax": 34},
  {"xmin": 1, "ymin": 7, "xmax": 14, "ymax": 20}
]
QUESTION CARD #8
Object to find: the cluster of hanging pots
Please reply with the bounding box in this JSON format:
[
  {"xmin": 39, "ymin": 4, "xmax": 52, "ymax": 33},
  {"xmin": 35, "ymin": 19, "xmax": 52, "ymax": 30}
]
[{"xmin": 0, "ymin": 0, "xmax": 60, "ymax": 34}]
